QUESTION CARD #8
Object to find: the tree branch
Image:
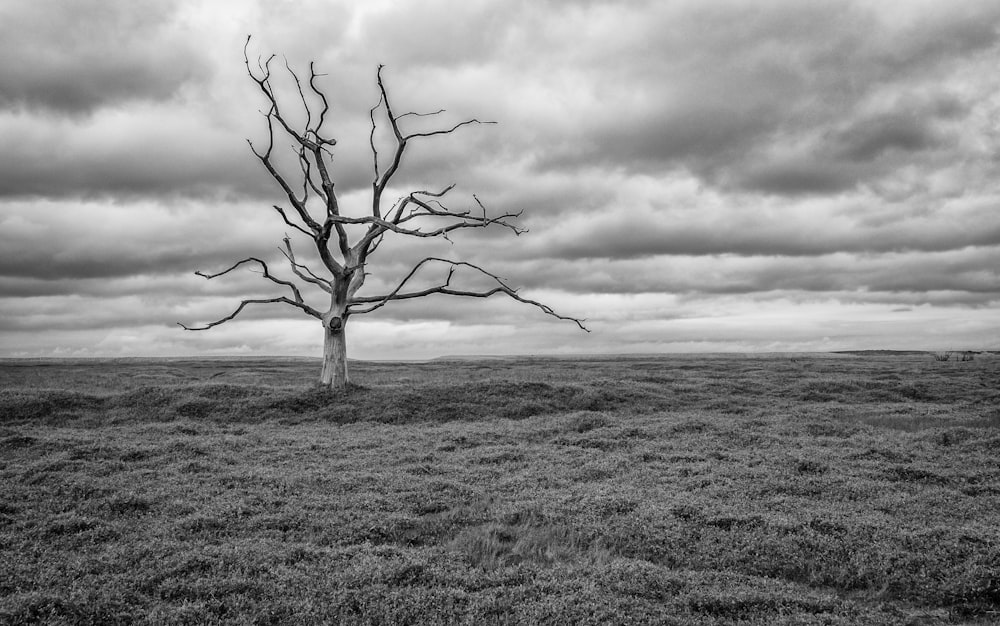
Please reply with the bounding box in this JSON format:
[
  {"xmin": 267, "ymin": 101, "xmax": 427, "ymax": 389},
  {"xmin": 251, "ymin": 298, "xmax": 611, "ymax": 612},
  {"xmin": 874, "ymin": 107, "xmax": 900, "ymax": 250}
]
[
  {"xmin": 369, "ymin": 66, "xmax": 498, "ymax": 228},
  {"xmin": 284, "ymin": 57, "xmax": 312, "ymax": 132},
  {"xmin": 340, "ymin": 212, "xmax": 522, "ymax": 263},
  {"xmin": 194, "ymin": 257, "xmax": 307, "ymax": 304},
  {"xmin": 245, "ymin": 37, "xmax": 330, "ymax": 236},
  {"xmin": 389, "ymin": 185, "xmax": 454, "ymax": 223},
  {"xmin": 308, "ymin": 62, "xmax": 331, "ymax": 133},
  {"xmin": 404, "ymin": 118, "xmax": 496, "ymax": 140},
  {"xmin": 352, "ymin": 190, "xmax": 524, "ymax": 258},
  {"xmin": 178, "ymin": 296, "xmax": 321, "ymax": 331},
  {"xmin": 371, "ymin": 66, "xmax": 402, "ymax": 219},
  {"xmin": 396, "ymin": 193, "xmax": 524, "ymax": 234},
  {"xmin": 248, "ymin": 116, "xmax": 321, "ymax": 235},
  {"xmin": 244, "ymin": 38, "xmax": 308, "ymax": 147},
  {"xmin": 281, "ymin": 236, "xmax": 333, "ymax": 293},
  {"xmin": 245, "ymin": 37, "xmax": 349, "ymax": 277},
  {"xmin": 272, "ymin": 205, "xmax": 313, "ymax": 238},
  {"xmin": 180, "ymin": 254, "xmax": 324, "ymax": 330},
  {"xmin": 309, "ymin": 146, "xmax": 350, "ymax": 257},
  {"xmin": 348, "ymin": 257, "xmax": 589, "ymax": 331},
  {"xmin": 395, "ymin": 108, "xmax": 446, "ymax": 121},
  {"xmin": 297, "ymin": 147, "xmax": 325, "ymax": 205},
  {"xmin": 369, "ymin": 92, "xmax": 383, "ymax": 191}
]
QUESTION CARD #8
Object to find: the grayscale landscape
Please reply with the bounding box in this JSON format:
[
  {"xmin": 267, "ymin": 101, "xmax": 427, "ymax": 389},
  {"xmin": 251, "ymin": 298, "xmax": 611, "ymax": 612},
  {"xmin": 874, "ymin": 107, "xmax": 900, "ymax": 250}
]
[
  {"xmin": 3, "ymin": 1, "xmax": 1000, "ymax": 624},
  {"xmin": 2, "ymin": 353, "xmax": 998, "ymax": 624}
]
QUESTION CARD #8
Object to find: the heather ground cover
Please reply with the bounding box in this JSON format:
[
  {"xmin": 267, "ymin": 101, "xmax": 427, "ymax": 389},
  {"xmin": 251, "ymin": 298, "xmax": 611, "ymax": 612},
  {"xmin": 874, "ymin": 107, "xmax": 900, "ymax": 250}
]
[{"xmin": 1, "ymin": 353, "xmax": 998, "ymax": 624}]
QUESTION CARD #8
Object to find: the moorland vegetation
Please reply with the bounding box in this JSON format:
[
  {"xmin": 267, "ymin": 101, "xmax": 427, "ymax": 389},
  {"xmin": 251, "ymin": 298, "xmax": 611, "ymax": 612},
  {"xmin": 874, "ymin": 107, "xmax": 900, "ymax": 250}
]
[{"xmin": 1, "ymin": 353, "xmax": 998, "ymax": 624}]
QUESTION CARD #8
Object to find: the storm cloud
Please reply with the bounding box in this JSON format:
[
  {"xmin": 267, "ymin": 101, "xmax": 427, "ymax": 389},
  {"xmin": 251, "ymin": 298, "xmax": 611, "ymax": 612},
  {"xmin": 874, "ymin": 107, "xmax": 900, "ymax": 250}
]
[
  {"xmin": 2, "ymin": 0, "xmax": 999, "ymax": 358},
  {"xmin": 0, "ymin": 0, "xmax": 206, "ymax": 115}
]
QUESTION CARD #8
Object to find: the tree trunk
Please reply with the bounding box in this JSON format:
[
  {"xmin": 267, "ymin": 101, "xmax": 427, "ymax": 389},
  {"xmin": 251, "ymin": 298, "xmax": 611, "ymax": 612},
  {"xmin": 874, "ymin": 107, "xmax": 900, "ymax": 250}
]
[{"xmin": 319, "ymin": 321, "xmax": 349, "ymax": 390}]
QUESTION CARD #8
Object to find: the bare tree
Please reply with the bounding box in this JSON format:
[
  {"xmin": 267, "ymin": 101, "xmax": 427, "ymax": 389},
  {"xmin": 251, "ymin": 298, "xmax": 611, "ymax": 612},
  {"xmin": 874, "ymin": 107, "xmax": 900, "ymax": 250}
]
[{"xmin": 179, "ymin": 39, "xmax": 587, "ymax": 389}]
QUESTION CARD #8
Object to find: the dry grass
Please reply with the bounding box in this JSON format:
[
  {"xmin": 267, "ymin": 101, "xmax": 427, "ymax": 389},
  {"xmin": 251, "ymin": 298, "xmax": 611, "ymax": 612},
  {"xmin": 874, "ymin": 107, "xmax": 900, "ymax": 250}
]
[{"xmin": 1, "ymin": 353, "xmax": 998, "ymax": 624}]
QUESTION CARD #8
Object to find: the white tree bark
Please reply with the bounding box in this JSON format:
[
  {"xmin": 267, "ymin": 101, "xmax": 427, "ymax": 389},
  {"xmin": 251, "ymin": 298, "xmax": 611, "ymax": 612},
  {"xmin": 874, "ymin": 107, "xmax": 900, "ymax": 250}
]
[{"xmin": 320, "ymin": 318, "xmax": 349, "ymax": 389}]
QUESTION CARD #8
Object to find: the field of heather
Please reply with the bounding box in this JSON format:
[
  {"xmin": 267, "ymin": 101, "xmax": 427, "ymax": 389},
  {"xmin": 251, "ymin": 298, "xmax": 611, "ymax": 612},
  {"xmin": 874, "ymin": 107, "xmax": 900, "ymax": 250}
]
[{"xmin": 1, "ymin": 353, "xmax": 998, "ymax": 625}]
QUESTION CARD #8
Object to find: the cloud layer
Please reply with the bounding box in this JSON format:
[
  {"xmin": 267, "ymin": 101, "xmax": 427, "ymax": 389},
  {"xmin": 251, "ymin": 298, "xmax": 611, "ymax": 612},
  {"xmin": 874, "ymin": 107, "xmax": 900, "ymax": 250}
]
[{"xmin": 2, "ymin": 0, "xmax": 999, "ymax": 358}]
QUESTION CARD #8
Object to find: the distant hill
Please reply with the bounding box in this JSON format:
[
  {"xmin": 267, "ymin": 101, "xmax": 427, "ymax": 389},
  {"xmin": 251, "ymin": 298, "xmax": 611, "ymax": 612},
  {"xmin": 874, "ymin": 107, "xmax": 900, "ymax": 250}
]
[
  {"xmin": 831, "ymin": 350, "xmax": 931, "ymax": 356},
  {"xmin": 832, "ymin": 350, "xmax": 997, "ymax": 356}
]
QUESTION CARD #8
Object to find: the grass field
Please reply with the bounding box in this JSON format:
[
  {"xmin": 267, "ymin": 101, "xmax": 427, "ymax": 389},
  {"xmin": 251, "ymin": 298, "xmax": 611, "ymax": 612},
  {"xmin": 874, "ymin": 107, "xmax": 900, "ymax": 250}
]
[{"xmin": 1, "ymin": 353, "xmax": 998, "ymax": 625}]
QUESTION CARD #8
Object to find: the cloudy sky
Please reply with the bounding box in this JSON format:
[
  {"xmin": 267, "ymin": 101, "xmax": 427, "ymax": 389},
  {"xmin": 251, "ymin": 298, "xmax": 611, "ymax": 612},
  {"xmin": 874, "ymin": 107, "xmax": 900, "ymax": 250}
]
[{"xmin": 2, "ymin": 0, "xmax": 999, "ymax": 359}]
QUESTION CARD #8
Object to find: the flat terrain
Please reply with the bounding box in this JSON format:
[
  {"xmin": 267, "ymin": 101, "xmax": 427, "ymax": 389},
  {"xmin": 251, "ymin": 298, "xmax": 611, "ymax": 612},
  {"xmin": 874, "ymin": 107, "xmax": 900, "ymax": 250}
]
[{"xmin": 1, "ymin": 353, "xmax": 998, "ymax": 625}]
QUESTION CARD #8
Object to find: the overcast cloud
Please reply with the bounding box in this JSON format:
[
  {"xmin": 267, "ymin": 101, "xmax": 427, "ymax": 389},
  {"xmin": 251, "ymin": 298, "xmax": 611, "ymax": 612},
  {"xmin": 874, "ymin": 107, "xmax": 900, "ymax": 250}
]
[{"xmin": 1, "ymin": 0, "xmax": 998, "ymax": 359}]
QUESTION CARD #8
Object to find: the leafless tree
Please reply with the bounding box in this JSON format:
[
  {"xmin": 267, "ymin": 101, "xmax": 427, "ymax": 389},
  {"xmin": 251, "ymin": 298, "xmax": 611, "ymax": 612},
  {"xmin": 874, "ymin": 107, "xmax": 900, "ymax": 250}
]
[{"xmin": 179, "ymin": 39, "xmax": 587, "ymax": 389}]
